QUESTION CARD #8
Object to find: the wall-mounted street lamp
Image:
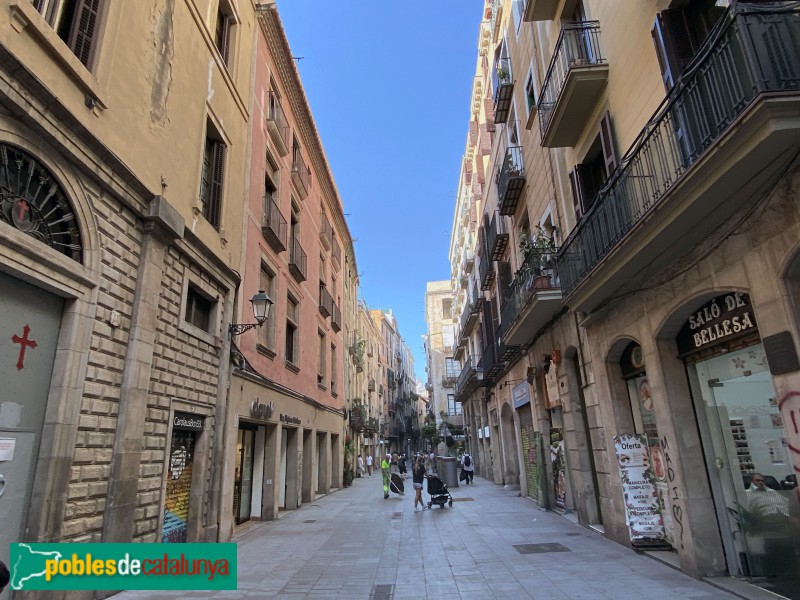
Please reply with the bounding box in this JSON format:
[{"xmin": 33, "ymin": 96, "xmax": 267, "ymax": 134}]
[{"xmin": 229, "ymin": 290, "xmax": 273, "ymax": 337}]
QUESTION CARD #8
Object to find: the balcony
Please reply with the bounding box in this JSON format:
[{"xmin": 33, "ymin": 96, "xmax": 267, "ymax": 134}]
[
  {"xmin": 459, "ymin": 296, "xmax": 481, "ymax": 340},
  {"xmin": 493, "ymin": 57, "xmax": 514, "ymax": 124},
  {"xmin": 265, "ymin": 91, "xmax": 289, "ymax": 156},
  {"xmin": 368, "ymin": 378, "xmax": 376, "ymax": 392},
  {"xmin": 557, "ymin": 4, "xmax": 800, "ymax": 314},
  {"xmin": 331, "ymin": 303, "xmax": 342, "ymax": 333},
  {"xmin": 477, "ymin": 236, "xmax": 496, "ymax": 291},
  {"xmin": 454, "ymin": 356, "xmax": 483, "ymax": 403},
  {"xmin": 478, "ymin": 342, "xmax": 502, "ymax": 384},
  {"xmin": 487, "ymin": 212, "xmax": 510, "ymax": 261},
  {"xmin": 523, "ymin": 0, "xmax": 559, "ymax": 22},
  {"xmin": 319, "ymin": 284, "xmax": 333, "ymax": 318},
  {"xmin": 320, "ymin": 212, "xmax": 332, "ymax": 250},
  {"xmin": 538, "ymin": 21, "xmax": 609, "ymax": 148},
  {"xmin": 442, "ymin": 360, "xmax": 459, "ymax": 386},
  {"xmin": 261, "ymin": 195, "xmax": 287, "ymax": 253},
  {"xmin": 331, "ymin": 235, "xmax": 342, "ymax": 270},
  {"xmin": 291, "ymin": 153, "xmax": 310, "ymax": 199},
  {"xmin": 289, "ymin": 236, "xmax": 307, "ymax": 282},
  {"xmin": 497, "ymin": 146, "xmax": 526, "ymax": 216}
]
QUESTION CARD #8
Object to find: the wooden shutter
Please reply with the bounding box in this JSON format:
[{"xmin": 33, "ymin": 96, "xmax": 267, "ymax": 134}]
[
  {"xmin": 208, "ymin": 141, "xmax": 226, "ymax": 229},
  {"xmin": 651, "ymin": 8, "xmax": 695, "ymax": 91},
  {"xmin": 469, "ymin": 120, "xmax": 479, "ymax": 145},
  {"xmin": 483, "ymin": 98, "xmax": 495, "ymax": 132},
  {"xmin": 599, "ymin": 111, "xmax": 618, "ymax": 177},
  {"xmin": 569, "ymin": 166, "xmax": 584, "ymax": 220},
  {"xmin": 569, "ymin": 163, "xmax": 598, "ymax": 219},
  {"xmin": 69, "ymin": 0, "xmax": 101, "ymax": 67},
  {"xmin": 497, "ymin": 260, "xmax": 513, "ymax": 304}
]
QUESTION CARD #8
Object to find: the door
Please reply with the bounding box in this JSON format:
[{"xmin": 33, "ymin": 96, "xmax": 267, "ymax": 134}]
[
  {"xmin": 234, "ymin": 426, "xmax": 256, "ymax": 525},
  {"xmin": 689, "ymin": 344, "xmax": 800, "ymax": 579},
  {"xmin": 0, "ymin": 273, "xmax": 63, "ymax": 567}
]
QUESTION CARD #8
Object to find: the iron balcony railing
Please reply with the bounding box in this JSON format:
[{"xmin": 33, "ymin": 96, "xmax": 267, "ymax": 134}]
[
  {"xmin": 265, "ymin": 91, "xmax": 289, "ymax": 154},
  {"xmin": 455, "ymin": 356, "xmax": 477, "ymax": 398},
  {"xmin": 261, "ymin": 194, "xmax": 287, "ymax": 252},
  {"xmin": 289, "ymin": 236, "xmax": 307, "ymax": 282},
  {"xmin": 487, "ymin": 211, "xmax": 510, "ymax": 261},
  {"xmin": 331, "ymin": 303, "xmax": 342, "ymax": 332},
  {"xmin": 497, "ymin": 146, "xmax": 526, "ymax": 216},
  {"xmin": 320, "ymin": 211, "xmax": 332, "ymax": 250},
  {"xmin": 499, "ymin": 248, "xmax": 560, "ymax": 338},
  {"xmin": 493, "ymin": 57, "xmax": 514, "ymax": 123},
  {"xmin": 537, "ymin": 21, "xmax": 606, "ymax": 139},
  {"xmin": 331, "ymin": 235, "xmax": 342, "ymax": 268},
  {"xmin": 291, "ymin": 152, "xmax": 311, "ymax": 197},
  {"xmin": 319, "ymin": 285, "xmax": 333, "ymax": 318},
  {"xmin": 557, "ymin": 4, "xmax": 800, "ymax": 295}
]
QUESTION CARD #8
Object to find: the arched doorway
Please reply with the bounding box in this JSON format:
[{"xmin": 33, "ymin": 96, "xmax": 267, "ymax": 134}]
[{"xmin": 500, "ymin": 401, "xmax": 519, "ymax": 486}]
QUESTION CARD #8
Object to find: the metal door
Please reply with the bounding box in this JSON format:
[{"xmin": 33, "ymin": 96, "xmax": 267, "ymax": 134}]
[{"xmin": 0, "ymin": 272, "xmax": 62, "ymax": 568}]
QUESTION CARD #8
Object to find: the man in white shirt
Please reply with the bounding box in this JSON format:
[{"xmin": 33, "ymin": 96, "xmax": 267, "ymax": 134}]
[
  {"xmin": 366, "ymin": 454, "xmax": 373, "ymax": 477},
  {"xmin": 746, "ymin": 473, "xmax": 789, "ymax": 531}
]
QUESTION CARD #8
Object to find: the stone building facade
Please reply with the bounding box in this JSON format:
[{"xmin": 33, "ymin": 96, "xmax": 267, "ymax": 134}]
[
  {"xmin": 424, "ymin": 281, "xmax": 462, "ymax": 452},
  {"xmin": 450, "ymin": 0, "xmax": 800, "ymax": 593},
  {"xmin": 0, "ymin": 0, "xmax": 257, "ymax": 582}
]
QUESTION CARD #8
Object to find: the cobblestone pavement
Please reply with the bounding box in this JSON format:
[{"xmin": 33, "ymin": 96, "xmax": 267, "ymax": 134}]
[{"xmin": 114, "ymin": 475, "xmax": 754, "ymax": 599}]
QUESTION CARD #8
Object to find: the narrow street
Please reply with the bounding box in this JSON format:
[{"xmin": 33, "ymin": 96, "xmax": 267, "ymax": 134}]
[{"xmin": 115, "ymin": 475, "xmax": 753, "ymax": 600}]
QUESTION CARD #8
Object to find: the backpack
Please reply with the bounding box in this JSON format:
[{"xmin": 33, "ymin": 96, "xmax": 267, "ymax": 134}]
[{"xmin": 463, "ymin": 455, "xmax": 471, "ymax": 467}]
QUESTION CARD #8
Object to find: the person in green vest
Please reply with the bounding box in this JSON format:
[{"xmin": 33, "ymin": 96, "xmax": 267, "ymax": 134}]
[{"xmin": 381, "ymin": 453, "xmax": 391, "ymax": 499}]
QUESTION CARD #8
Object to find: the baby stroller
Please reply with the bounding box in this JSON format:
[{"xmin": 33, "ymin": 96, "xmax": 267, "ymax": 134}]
[{"xmin": 427, "ymin": 475, "xmax": 453, "ymax": 508}]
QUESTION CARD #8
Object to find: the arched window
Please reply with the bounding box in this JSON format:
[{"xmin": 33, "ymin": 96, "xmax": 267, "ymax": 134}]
[{"xmin": 0, "ymin": 143, "xmax": 83, "ymax": 262}]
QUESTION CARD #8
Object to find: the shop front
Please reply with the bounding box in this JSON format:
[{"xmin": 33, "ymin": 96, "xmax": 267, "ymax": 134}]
[
  {"xmin": 679, "ymin": 293, "xmax": 800, "ymax": 587},
  {"xmin": 223, "ymin": 372, "xmax": 343, "ymax": 539}
]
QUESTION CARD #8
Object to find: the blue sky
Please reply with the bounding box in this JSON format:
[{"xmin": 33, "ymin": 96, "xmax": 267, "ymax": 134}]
[{"xmin": 276, "ymin": 1, "xmax": 483, "ymax": 384}]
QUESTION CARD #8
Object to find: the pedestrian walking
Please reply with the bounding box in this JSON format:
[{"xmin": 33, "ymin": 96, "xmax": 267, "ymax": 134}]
[
  {"xmin": 398, "ymin": 453, "xmax": 407, "ymax": 478},
  {"xmin": 412, "ymin": 455, "xmax": 427, "ymax": 511},
  {"xmin": 428, "ymin": 450, "xmax": 436, "ymax": 474},
  {"xmin": 357, "ymin": 455, "xmax": 364, "ymax": 478},
  {"xmin": 461, "ymin": 452, "xmax": 474, "ymax": 484},
  {"xmin": 381, "ymin": 453, "xmax": 391, "ymax": 499},
  {"xmin": 391, "ymin": 451, "xmax": 399, "ymax": 474},
  {"xmin": 366, "ymin": 454, "xmax": 373, "ymax": 477}
]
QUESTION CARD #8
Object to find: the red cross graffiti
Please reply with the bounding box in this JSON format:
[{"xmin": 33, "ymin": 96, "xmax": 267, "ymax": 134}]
[{"xmin": 11, "ymin": 324, "xmax": 37, "ymax": 370}]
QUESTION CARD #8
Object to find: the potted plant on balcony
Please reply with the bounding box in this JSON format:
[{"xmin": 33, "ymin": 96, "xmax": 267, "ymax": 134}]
[
  {"xmin": 530, "ymin": 227, "xmax": 557, "ymax": 288},
  {"xmin": 496, "ymin": 67, "xmax": 510, "ymax": 84}
]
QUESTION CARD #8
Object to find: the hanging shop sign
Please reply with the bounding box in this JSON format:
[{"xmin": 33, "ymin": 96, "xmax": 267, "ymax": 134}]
[
  {"xmin": 676, "ymin": 292, "xmax": 756, "ymax": 355},
  {"xmin": 512, "ymin": 381, "xmax": 531, "ymax": 409},
  {"xmin": 173, "ymin": 412, "xmax": 203, "ymax": 432},
  {"xmin": 250, "ymin": 399, "xmax": 275, "ymax": 420},
  {"xmin": 614, "ymin": 433, "xmax": 666, "ymax": 545}
]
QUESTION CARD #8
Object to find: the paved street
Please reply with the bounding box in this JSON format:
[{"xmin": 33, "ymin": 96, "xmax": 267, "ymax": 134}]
[{"xmin": 112, "ymin": 474, "xmax": 768, "ymax": 600}]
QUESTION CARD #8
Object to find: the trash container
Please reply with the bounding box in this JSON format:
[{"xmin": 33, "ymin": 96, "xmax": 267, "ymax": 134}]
[{"xmin": 438, "ymin": 456, "xmax": 459, "ymax": 488}]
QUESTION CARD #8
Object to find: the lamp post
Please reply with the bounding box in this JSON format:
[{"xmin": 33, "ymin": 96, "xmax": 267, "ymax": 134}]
[{"xmin": 229, "ymin": 290, "xmax": 273, "ymax": 336}]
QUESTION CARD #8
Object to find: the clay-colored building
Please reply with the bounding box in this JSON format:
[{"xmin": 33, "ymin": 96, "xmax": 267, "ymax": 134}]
[{"xmin": 223, "ymin": 4, "xmax": 355, "ymax": 534}]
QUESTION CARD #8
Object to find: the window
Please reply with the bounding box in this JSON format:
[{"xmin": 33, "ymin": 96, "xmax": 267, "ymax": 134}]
[
  {"xmin": 331, "ymin": 343, "xmax": 337, "ymax": 396},
  {"xmin": 185, "ymin": 285, "xmax": 212, "ymax": 331},
  {"xmin": 447, "ymin": 394, "xmax": 462, "ymax": 416},
  {"xmin": 265, "ymin": 151, "xmax": 279, "ymax": 199},
  {"xmin": 651, "ymin": 2, "xmax": 726, "ymax": 91},
  {"xmin": 200, "ymin": 119, "xmax": 226, "ymax": 229},
  {"xmin": 568, "ymin": 111, "xmax": 617, "ymax": 220},
  {"xmin": 317, "ymin": 330, "xmax": 326, "ymax": 387},
  {"xmin": 214, "ymin": 0, "xmax": 237, "ymax": 67},
  {"xmin": 441, "ymin": 298, "xmax": 452, "ymax": 319},
  {"xmin": 32, "ymin": 0, "xmax": 104, "ymax": 67},
  {"xmin": 525, "ymin": 72, "xmax": 536, "ymax": 114},
  {"xmin": 285, "ymin": 294, "xmax": 299, "ymax": 367},
  {"xmin": 258, "ymin": 265, "xmax": 276, "ymax": 354}
]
